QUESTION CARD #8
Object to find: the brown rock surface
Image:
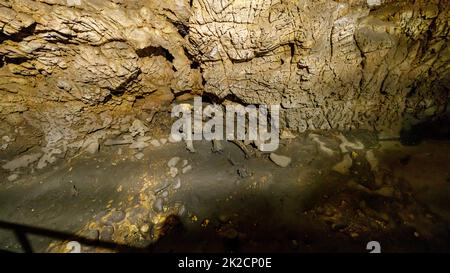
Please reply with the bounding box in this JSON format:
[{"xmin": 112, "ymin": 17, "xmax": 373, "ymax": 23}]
[{"xmin": 0, "ymin": 0, "xmax": 448, "ymax": 153}]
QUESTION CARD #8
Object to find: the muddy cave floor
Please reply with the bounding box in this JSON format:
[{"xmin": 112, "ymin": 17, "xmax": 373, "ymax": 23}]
[{"xmin": 0, "ymin": 131, "xmax": 449, "ymax": 253}]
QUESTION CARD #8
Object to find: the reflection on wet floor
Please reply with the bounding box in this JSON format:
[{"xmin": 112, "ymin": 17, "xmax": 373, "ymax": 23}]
[{"xmin": 0, "ymin": 130, "xmax": 449, "ymax": 253}]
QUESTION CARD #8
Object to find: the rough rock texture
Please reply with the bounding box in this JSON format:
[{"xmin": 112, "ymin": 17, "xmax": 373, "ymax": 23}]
[
  {"xmin": 187, "ymin": 0, "xmax": 449, "ymax": 134},
  {"xmin": 0, "ymin": 0, "xmax": 202, "ymax": 158},
  {"xmin": 0, "ymin": 0, "xmax": 449, "ymax": 156}
]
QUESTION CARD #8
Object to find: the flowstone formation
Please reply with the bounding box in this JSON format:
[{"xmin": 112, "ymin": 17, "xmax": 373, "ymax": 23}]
[{"xmin": 0, "ymin": 0, "xmax": 449, "ymax": 162}]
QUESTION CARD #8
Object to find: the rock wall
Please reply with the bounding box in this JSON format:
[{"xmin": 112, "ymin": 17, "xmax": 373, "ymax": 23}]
[
  {"xmin": 187, "ymin": 0, "xmax": 449, "ymax": 134},
  {"xmin": 0, "ymin": 0, "xmax": 449, "ymax": 155}
]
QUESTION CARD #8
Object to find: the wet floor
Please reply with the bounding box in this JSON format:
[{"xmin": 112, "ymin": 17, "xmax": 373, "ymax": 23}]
[{"xmin": 0, "ymin": 131, "xmax": 449, "ymax": 253}]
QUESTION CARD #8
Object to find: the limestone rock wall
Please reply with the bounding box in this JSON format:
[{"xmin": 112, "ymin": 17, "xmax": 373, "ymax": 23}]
[
  {"xmin": 0, "ymin": 0, "xmax": 201, "ymax": 155},
  {"xmin": 187, "ymin": 0, "xmax": 449, "ymax": 134},
  {"xmin": 0, "ymin": 0, "xmax": 449, "ymax": 154}
]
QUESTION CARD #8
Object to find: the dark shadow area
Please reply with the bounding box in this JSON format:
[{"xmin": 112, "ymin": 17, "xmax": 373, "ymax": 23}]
[
  {"xmin": 400, "ymin": 114, "xmax": 450, "ymax": 145},
  {"xmin": 136, "ymin": 46, "xmax": 175, "ymax": 62},
  {"xmin": 173, "ymin": 22, "xmax": 189, "ymax": 38},
  {"xmin": 0, "ymin": 23, "xmax": 37, "ymax": 43},
  {"xmin": 144, "ymin": 199, "xmax": 449, "ymax": 253}
]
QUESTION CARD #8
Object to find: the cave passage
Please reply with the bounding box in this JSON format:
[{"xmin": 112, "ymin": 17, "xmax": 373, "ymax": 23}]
[{"xmin": 0, "ymin": 0, "xmax": 449, "ymax": 254}]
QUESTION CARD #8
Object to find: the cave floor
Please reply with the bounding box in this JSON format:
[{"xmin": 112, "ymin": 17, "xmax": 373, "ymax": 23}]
[{"xmin": 0, "ymin": 131, "xmax": 449, "ymax": 253}]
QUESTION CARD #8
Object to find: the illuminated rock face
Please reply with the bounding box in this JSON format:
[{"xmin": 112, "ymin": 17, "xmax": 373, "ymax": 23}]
[
  {"xmin": 187, "ymin": 0, "xmax": 449, "ymax": 133},
  {"xmin": 0, "ymin": 0, "xmax": 449, "ymax": 149}
]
